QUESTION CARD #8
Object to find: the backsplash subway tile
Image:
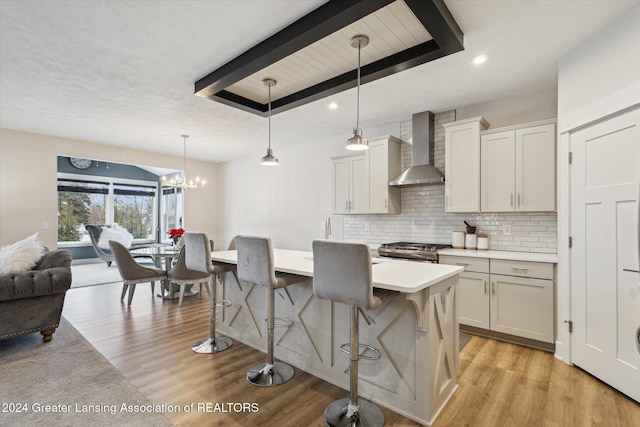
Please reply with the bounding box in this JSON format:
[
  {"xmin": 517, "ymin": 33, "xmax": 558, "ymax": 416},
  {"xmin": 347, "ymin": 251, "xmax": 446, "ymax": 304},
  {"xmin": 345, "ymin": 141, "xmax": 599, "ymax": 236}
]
[{"xmin": 343, "ymin": 111, "xmax": 558, "ymax": 253}]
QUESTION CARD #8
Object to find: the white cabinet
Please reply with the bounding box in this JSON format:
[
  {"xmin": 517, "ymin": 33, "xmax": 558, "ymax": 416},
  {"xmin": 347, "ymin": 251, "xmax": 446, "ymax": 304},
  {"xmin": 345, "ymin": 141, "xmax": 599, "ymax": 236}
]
[
  {"xmin": 439, "ymin": 255, "xmax": 555, "ymax": 344},
  {"xmin": 443, "ymin": 117, "xmax": 489, "ymax": 212},
  {"xmin": 481, "ymin": 121, "xmax": 556, "ymax": 212},
  {"xmin": 367, "ymin": 136, "xmax": 401, "ymax": 214},
  {"xmin": 332, "ymin": 154, "xmax": 368, "ymax": 214},
  {"xmin": 332, "ymin": 135, "xmax": 401, "ymax": 215}
]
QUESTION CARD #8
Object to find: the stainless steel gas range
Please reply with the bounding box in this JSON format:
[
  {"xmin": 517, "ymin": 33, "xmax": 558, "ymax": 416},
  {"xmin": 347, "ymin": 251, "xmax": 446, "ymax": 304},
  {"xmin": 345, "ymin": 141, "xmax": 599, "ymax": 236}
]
[{"xmin": 377, "ymin": 242, "xmax": 452, "ymax": 263}]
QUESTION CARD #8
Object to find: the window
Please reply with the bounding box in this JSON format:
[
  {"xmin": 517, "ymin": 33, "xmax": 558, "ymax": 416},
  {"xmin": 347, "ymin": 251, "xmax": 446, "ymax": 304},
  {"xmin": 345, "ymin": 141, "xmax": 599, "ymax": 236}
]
[
  {"xmin": 58, "ymin": 179, "xmax": 108, "ymax": 242},
  {"xmin": 113, "ymin": 183, "xmax": 156, "ymax": 239},
  {"xmin": 57, "ymin": 175, "xmax": 159, "ymax": 244},
  {"xmin": 161, "ymin": 187, "xmax": 183, "ymax": 242}
]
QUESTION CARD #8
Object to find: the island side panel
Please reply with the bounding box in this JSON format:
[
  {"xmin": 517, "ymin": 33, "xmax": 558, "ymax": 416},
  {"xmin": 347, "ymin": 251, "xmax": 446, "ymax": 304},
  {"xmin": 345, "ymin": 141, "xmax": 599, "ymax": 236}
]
[{"xmin": 217, "ymin": 270, "xmax": 457, "ymax": 426}]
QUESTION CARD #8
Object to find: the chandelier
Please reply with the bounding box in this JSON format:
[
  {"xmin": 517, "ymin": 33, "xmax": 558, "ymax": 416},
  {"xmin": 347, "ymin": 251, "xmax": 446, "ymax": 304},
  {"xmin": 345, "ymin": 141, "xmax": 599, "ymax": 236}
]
[{"xmin": 162, "ymin": 134, "xmax": 206, "ymax": 190}]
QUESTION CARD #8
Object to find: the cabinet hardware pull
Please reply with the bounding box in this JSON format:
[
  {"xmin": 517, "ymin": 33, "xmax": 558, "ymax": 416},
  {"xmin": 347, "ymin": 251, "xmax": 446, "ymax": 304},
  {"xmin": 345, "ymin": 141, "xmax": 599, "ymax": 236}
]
[
  {"xmin": 510, "ymin": 193, "xmax": 514, "ymax": 207},
  {"xmin": 455, "ymin": 262, "xmax": 469, "ymax": 266},
  {"xmin": 492, "ymin": 282, "xmax": 496, "ymax": 295},
  {"xmin": 346, "ymin": 201, "xmax": 348, "ymax": 210},
  {"xmin": 484, "ymin": 280, "xmax": 487, "ymax": 293},
  {"xmin": 511, "ymin": 267, "xmax": 529, "ymax": 273},
  {"xmin": 517, "ymin": 193, "xmax": 521, "ymax": 208},
  {"xmin": 385, "ymin": 198, "xmax": 388, "ymax": 208},
  {"xmin": 623, "ymin": 268, "xmax": 640, "ymax": 274}
]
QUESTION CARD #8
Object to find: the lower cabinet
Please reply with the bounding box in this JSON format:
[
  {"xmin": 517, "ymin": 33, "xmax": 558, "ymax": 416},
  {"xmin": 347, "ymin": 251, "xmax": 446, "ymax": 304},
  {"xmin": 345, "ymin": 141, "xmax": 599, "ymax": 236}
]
[{"xmin": 440, "ymin": 255, "xmax": 555, "ymax": 344}]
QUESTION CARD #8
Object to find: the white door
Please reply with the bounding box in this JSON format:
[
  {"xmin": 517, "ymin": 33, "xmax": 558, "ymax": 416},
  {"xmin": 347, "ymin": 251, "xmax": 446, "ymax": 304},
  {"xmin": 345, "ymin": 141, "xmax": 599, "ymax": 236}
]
[{"xmin": 570, "ymin": 107, "xmax": 640, "ymax": 402}]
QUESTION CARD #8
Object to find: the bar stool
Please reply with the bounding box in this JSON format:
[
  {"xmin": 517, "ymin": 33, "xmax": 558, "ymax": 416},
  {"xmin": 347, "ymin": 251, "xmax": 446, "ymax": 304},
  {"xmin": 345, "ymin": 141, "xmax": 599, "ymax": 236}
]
[
  {"xmin": 183, "ymin": 232, "xmax": 233, "ymax": 354},
  {"xmin": 236, "ymin": 235, "xmax": 301, "ymax": 387},
  {"xmin": 312, "ymin": 239, "xmax": 386, "ymax": 427}
]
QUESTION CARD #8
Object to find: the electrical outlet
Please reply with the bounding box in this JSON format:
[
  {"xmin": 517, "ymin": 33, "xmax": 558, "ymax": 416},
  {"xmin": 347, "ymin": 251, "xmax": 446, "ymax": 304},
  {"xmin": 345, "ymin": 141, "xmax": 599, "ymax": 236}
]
[
  {"xmin": 41, "ymin": 221, "xmax": 49, "ymax": 230},
  {"xmin": 503, "ymin": 224, "xmax": 511, "ymax": 235}
]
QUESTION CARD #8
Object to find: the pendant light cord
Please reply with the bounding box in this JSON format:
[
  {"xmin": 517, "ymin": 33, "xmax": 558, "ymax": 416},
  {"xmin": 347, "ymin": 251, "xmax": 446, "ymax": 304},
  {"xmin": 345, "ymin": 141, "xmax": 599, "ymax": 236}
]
[
  {"xmin": 268, "ymin": 83, "xmax": 272, "ymax": 150},
  {"xmin": 356, "ymin": 42, "xmax": 361, "ymax": 131}
]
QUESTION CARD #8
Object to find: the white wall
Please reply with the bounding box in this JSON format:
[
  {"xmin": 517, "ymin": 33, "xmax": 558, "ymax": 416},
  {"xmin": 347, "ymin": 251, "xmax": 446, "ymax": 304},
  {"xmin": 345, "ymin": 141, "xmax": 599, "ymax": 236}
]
[
  {"xmin": 0, "ymin": 128, "xmax": 220, "ymax": 249},
  {"xmin": 555, "ymin": 6, "xmax": 640, "ymax": 363}
]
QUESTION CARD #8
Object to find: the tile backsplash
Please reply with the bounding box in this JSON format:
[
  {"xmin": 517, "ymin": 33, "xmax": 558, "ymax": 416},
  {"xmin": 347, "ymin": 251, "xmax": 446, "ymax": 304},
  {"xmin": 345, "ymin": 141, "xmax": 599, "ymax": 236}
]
[{"xmin": 343, "ymin": 111, "xmax": 557, "ymax": 254}]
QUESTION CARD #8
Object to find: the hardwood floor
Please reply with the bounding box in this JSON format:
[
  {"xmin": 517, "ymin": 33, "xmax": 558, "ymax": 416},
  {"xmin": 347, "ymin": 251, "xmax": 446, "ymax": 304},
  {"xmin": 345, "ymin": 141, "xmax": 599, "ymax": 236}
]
[{"xmin": 62, "ymin": 284, "xmax": 639, "ymax": 427}]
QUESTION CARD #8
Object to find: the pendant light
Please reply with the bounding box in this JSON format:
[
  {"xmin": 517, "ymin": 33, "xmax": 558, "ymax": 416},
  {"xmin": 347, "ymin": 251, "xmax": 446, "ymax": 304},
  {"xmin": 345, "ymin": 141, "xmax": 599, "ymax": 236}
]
[
  {"xmin": 346, "ymin": 35, "xmax": 369, "ymax": 151},
  {"xmin": 261, "ymin": 78, "xmax": 279, "ymax": 166},
  {"xmin": 162, "ymin": 134, "xmax": 206, "ymax": 189}
]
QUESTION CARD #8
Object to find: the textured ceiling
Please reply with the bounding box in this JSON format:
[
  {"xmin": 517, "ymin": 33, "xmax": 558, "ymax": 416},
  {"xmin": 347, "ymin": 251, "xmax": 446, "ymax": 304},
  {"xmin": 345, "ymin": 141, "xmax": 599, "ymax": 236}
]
[{"xmin": 1, "ymin": 0, "xmax": 638, "ymax": 164}]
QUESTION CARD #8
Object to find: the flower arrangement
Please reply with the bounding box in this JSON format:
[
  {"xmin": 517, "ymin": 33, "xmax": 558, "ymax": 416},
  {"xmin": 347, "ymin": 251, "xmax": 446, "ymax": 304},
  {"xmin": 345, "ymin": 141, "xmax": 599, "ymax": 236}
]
[{"xmin": 168, "ymin": 227, "xmax": 185, "ymax": 246}]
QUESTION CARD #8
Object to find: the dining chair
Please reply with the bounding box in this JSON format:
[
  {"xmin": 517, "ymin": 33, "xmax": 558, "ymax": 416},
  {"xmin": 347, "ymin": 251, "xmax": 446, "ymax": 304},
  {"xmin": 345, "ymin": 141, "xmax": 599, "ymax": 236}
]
[
  {"xmin": 108, "ymin": 240, "xmax": 167, "ymax": 307},
  {"xmin": 167, "ymin": 246, "xmax": 210, "ymax": 307}
]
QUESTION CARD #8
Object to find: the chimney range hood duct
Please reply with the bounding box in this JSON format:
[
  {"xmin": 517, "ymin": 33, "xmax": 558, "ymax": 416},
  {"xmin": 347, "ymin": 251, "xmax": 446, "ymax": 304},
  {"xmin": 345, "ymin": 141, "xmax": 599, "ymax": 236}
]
[{"xmin": 389, "ymin": 111, "xmax": 445, "ymax": 186}]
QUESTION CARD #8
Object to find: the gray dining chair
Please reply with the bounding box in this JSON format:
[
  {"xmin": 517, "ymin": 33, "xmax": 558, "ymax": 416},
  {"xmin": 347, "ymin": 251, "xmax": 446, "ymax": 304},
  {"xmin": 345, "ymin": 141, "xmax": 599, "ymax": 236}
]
[
  {"xmin": 108, "ymin": 240, "xmax": 167, "ymax": 307},
  {"xmin": 236, "ymin": 235, "xmax": 305, "ymax": 387},
  {"xmin": 312, "ymin": 239, "xmax": 391, "ymax": 427},
  {"xmin": 167, "ymin": 246, "xmax": 210, "ymax": 307},
  {"xmin": 183, "ymin": 232, "xmax": 233, "ymax": 354}
]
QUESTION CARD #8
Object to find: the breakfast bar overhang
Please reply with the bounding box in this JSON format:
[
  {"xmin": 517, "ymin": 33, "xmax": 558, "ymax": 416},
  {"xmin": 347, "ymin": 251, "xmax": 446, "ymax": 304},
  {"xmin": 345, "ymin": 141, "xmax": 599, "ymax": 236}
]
[{"xmin": 211, "ymin": 249, "xmax": 463, "ymax": 426}]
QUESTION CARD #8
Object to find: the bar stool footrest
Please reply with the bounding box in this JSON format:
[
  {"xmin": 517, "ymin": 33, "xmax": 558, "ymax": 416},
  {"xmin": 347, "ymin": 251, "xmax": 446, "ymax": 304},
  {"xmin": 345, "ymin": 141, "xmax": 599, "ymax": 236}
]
[
  {"xmin": 215, "ymin": 299, "xmax": 232, "ymax": 308},
  {"xmin": 339, "ymin": 343, "xmax": 381, "ymax": 360},
  {"xmin": 263, "ymin": 317, "xmax": 293, "ymax": 327}
]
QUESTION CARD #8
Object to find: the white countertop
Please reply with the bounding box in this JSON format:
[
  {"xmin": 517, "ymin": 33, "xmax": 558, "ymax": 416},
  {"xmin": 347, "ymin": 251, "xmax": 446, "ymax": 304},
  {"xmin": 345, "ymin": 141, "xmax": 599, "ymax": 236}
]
[
  {"xmin": 211, "ymin": 248, "xmax": 463, "ymax": 294},
  {"xmin": 439, "ymin": 248, "xmax": 558, "ymax": 263}
]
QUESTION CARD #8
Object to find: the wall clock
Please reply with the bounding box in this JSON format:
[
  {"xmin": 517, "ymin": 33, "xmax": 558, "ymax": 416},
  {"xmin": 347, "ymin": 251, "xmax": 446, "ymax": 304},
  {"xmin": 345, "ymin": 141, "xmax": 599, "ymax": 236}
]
[{"xmin": 69, "ymin": 157, "xmax": 93, "ymax": 169}]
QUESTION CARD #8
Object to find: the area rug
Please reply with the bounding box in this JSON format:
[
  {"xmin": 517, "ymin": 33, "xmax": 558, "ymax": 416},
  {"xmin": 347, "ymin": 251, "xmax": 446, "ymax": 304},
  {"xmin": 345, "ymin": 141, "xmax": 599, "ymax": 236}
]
[{"xmin": 0, "ymin": 317, "xmax": 172, "ymax": 427}]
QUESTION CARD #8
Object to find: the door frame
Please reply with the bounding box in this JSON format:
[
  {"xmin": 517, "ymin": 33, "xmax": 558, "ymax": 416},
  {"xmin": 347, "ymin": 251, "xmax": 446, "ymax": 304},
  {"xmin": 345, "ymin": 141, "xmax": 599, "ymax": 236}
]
[{"xmin": 556, "ymin": 82, "xmax": 640, "ymax": 364}]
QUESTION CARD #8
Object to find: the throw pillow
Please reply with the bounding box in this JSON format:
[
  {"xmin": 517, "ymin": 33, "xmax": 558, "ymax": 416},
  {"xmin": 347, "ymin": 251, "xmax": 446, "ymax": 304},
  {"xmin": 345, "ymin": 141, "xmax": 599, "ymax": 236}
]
[
  {"xmin": 97, "ymin": 224, "xmax": 133, "ymax": 250},
  {"xmin": 0, "ymin": 233, "xmax": 47, "ymax": 274}
]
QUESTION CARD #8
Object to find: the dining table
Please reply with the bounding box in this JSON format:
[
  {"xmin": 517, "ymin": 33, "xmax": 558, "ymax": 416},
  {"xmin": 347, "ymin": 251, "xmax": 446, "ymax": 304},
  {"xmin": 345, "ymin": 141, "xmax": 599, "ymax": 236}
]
[{"xmin": 129, "ymin": 245, "xmax": 199, "ymax": 300}]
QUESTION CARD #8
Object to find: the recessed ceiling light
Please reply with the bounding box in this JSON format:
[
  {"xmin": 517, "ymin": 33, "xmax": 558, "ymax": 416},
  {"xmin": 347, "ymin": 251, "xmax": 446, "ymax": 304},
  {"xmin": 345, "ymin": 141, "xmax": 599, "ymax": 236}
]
[
  {"xmin": 329, "ymin": 102, "xmax": 338, "ymax": 110},
  {"xmin": 473, "ymin": 55, "xmax": 487, "ymax": 65}
]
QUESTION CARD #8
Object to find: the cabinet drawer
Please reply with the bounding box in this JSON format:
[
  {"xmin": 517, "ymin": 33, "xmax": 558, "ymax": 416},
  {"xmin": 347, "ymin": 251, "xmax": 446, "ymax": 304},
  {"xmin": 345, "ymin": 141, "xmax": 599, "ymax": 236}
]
[
  {"xmin": 490, "ymin": 259, "xmax": 553, "ymax": 280},
  {"xmin": 439, "ymin": 256, "xmax": 489, "ymax": 273}
]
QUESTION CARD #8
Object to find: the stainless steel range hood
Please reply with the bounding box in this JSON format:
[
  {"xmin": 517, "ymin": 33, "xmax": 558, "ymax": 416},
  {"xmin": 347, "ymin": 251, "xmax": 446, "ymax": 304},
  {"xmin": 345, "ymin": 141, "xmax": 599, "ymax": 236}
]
[{"xmin": 389, "ymin": 111, "xmax": 445, "ymax": 186}]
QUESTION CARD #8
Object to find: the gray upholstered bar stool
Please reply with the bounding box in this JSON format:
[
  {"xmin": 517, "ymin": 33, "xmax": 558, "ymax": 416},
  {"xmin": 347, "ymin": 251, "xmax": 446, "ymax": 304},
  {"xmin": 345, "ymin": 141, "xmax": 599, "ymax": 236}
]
[
  {"xmin": 236, "ymin": 235, "xmax": 301, "ymax": 387},
  {"xmin": 183, "ymin": 232, "xmax": 233, "ymax": 354},
  {"xmin": 312, "ymin": 239, "xmax": 386, "ymax": 427}
]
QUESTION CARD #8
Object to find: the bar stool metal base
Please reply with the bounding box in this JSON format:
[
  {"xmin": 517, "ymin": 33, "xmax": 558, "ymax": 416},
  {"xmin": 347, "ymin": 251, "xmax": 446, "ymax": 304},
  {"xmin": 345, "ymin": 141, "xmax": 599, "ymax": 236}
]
[
  {"xmin": 191, "ymin": 337, "xmax": 233, "ymax": 354},
  {"xmin": 246, "ymin": 361, "xmax": 294, "ymax": 387},
  {"xmin": 323, "ymin": 398, "xmax": 384, "ymax": 427}
]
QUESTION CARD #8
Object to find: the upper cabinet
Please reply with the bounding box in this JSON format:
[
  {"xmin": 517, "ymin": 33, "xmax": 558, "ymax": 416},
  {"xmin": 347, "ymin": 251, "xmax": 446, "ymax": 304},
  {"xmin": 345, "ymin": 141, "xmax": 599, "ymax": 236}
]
[
  {"xmin": 331, "ymin": 135, "xmax": 401, "ymax": 215},
  {"xmin": 443, "ymin": 117, "xmax": 489, "ymax": 212},
  {"xmin": 332, "ymin": 153, "xmax": 368, "ymax": 214},
  {"xmin": 367, "ymin": 136, "xmax": 401, "ymax": 214},
  {"xmin": 444, "ymin": 117, "xmax": 557, "ymax": 213},
  {"xmin": 481, "ymin": 121, "xmax": 556, "ymax": 212}
]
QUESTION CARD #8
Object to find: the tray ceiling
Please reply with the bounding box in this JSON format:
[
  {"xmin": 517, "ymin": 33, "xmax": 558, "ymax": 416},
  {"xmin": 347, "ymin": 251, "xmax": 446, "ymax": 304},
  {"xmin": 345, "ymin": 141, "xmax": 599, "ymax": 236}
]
[{"xmin": 195, "ymin": 0, "xmax": 463, "ymax": 117}]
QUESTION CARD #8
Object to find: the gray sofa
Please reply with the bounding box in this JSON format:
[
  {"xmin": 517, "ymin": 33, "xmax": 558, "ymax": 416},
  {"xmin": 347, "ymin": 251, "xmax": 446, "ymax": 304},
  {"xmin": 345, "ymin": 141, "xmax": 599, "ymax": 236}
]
[{"xmin": 0, "ymin": 249, "xmax": 72, "ymax": 342}]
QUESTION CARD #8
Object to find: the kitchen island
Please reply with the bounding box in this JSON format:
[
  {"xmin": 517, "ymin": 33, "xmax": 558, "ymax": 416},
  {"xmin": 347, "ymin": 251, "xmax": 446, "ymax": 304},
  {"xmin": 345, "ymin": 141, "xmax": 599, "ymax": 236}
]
[{"xmin": 211, "ymin": 249, "xmax": 463, "ymax": 426}]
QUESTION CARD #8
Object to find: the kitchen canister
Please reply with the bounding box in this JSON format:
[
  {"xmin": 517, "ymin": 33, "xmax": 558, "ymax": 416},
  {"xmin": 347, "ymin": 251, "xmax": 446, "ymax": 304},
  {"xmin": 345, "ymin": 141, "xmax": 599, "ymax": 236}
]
[
  {"xmin": 477, "ymin": 235, "xmax": 488, "ymax": 250},
  {"xmin": 465, "ymin": 233, "xmax": 477, "ymax": 249},
  {"xmin": 452, "ymin": 231, "xmax": 465, "ymax": 249}
]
